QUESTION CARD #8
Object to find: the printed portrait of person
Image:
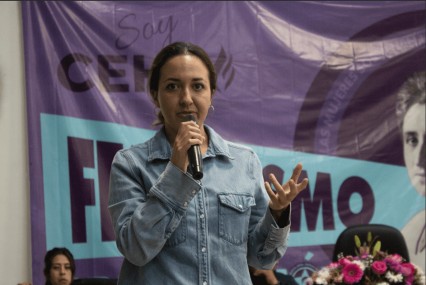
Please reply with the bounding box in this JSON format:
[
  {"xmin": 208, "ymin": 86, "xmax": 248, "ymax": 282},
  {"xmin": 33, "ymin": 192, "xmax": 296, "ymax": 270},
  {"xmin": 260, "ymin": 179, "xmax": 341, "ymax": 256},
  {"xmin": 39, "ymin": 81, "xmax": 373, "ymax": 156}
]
[{"xmin": 396, "ymin": 70, "xmax": 425, "ymax": 271}]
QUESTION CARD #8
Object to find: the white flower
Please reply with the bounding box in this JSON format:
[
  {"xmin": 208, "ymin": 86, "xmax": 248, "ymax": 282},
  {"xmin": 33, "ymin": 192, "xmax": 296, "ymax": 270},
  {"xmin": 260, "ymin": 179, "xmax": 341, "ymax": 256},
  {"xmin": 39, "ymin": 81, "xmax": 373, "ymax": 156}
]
[
  {"xmin": 414, "ymin": 263, "xmax": 426, "ymax": 284},
  {"xmin": 304, "ymin": 277, "xmax": 314, "ymax": 285},
  {"xmin": 414, "ymin": 264, "xmax": 425, "ymax": 276},
  {"xmin": 317, "ymin": 268, "xmax": 330, "ymax": 279},
  {"xmin": 353, "ymin": 260, "xmax": 365, "ymax": 271},
  {"xmin": 385, "ymin": 271, "xmax": 403, "ymax": 283},
  {"xmin": 376, "ymin": 282, "xmax": 389, "ymax": 285},
  {"xmin": 416, "ymin": 274, "xmax": 425, "ymax": 285},
  {"xmin": 314, "ymin": 277, "xmax": 328, "ymax": 285}
]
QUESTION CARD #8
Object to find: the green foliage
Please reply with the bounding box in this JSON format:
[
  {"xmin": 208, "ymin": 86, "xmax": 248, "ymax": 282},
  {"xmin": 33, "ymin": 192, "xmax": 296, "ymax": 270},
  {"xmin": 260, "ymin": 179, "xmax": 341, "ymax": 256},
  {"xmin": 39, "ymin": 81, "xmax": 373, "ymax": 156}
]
[
  {"xmin": 354, "ymin": 235, "xmax": 361, "ymax": 248},
  {"xmin": 373, "ymin": 240, "xmax": 381, "ymax": 256},
  {"xmin": 353, "ymin": 231, "xmax": 381, "ymax": 257}
]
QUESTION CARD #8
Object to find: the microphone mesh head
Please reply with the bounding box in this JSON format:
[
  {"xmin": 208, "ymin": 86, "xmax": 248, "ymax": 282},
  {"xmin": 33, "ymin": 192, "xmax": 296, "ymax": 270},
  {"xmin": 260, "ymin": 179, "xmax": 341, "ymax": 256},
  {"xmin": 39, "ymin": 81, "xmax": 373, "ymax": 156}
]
[{"xmin": 185, "ymin": 114, "xmax": 196, "ymax": 122}]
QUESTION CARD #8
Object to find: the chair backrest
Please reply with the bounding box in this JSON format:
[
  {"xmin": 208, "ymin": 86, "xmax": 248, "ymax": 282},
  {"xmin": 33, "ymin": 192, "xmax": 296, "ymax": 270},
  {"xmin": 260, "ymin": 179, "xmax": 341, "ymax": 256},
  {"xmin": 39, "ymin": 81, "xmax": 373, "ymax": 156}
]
[{"xmin": 332, "ymin": 224, "xmax": 410, "ymax": 262}]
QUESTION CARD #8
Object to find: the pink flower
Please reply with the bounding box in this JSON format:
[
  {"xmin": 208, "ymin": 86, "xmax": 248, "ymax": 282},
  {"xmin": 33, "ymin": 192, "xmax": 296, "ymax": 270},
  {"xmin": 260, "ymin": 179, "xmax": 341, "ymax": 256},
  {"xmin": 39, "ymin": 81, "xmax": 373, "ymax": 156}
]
[
  {"xmin": 342, "ymin": 263, "xmax": 364, "ymax": 284},
  {"xmin": 385, "ymin": 254, "xmax": 402, "ymax": 272},
  {"xmin": 371, "ymin": 261, "xmax": 387, "ymax": 275},
  {"xmin": 400, "ymin": 262, "xmax": 415, "ymax": 277},
  {"xmin": 385, "ymin": 254, "xmax": 403, "ymax": 264},
  {"xmin": 339, "ymin": 258, "xmax": 351, "ymax": 266},
  {"xmin": 359, "ymin": 253, "xmax": 370, "ymax": 260},
  {"xmin": 401, "ymin": 263, "xmax": 416, "ymax": 285},
  {"xmin": 328, "ymin": 262, "xmax": 339, "ymax": 269}
]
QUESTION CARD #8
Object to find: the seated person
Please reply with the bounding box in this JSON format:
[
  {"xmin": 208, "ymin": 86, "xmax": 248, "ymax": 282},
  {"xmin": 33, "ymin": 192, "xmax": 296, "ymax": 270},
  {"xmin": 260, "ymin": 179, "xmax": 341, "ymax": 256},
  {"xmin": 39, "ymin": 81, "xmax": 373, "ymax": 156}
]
[{"xmin": 19, "ymin": 247, "xmax": 75, "ymax": 285}]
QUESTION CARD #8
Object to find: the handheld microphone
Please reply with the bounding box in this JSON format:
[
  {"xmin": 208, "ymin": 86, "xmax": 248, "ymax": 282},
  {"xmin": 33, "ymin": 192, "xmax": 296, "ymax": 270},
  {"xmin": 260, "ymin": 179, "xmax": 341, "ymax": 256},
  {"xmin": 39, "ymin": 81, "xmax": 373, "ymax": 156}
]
[{"xmin": 185, "ymin": 114, "xmax": 203, "ymax": 180}]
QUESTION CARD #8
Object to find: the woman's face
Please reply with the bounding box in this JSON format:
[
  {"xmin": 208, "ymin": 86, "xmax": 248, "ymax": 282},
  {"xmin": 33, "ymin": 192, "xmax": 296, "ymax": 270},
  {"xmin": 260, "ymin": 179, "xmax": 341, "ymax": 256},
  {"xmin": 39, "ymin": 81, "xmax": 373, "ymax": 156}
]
[
  {"xmin": 402, "ymin": 102, "xmax": 425, "ymax": 196},
  {"xmin": 154, "ymin": 54, "xmax": 212, "ymax": 139},
  {"xmin": 48, "ymin": 254, "xmax": 73, "ymax": 285}
]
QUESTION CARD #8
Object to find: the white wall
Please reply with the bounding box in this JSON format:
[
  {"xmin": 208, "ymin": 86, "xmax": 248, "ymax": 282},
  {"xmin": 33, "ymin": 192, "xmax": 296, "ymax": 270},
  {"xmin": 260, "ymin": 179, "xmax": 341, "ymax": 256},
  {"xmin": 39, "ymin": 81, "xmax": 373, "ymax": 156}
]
[{"xmin": 0, "ymin": 1, "xmax": 32, "ymax": 283}]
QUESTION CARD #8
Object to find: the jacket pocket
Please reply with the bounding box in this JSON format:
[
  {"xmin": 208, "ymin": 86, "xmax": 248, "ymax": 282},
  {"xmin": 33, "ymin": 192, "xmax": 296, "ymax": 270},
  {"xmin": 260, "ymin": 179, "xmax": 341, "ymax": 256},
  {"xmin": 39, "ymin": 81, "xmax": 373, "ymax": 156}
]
[{"xmin": 218, "ymin": 193, "xmax": 255, "ymax": 245}]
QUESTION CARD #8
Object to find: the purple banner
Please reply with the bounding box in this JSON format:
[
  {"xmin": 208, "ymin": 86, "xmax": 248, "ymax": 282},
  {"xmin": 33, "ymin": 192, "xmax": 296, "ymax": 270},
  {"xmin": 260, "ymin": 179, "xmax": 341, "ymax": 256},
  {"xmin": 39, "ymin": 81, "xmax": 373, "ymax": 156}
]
[{"xmin": 21, "ymin": 2, "xmax": 425, "ymax": 284}]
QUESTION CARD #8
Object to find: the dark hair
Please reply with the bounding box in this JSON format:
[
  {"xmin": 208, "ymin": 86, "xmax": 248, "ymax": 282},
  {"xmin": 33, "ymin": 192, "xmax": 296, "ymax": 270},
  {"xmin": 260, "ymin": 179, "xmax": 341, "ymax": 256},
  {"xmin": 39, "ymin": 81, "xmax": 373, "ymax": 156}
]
[
  {"xmin": 148, "ymin": 41, "xmax": 217, "ymax": 125},
  {"xmin": 396, "ymin": 71, "xmax": 425, "ymax": 129},
  {"xmin": 43, "ymin": 247, "xmax": 75, "ymax": 285}
]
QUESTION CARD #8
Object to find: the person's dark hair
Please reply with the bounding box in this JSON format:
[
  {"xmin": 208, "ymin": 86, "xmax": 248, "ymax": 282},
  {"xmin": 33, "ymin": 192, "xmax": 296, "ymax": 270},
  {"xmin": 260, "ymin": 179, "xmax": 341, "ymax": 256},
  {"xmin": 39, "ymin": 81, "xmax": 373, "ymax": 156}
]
[
  {"xmin": 43, "ymin": 247, "xmax": 75, "ymax": 285},
  {"xmin": 396, "ymin": 71, "xmax": 425, "ymax": 129},
  {"xmin": 148, "ymin": 41, "xmax": 217, "ymax": 125}
]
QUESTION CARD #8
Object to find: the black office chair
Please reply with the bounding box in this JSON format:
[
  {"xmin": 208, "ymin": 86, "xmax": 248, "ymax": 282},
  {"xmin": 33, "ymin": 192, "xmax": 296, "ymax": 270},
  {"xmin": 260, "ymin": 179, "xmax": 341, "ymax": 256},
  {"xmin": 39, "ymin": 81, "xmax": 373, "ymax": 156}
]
[{"xmin": 332, "ymin": 224, "xmax": 410, "ymax": 262}]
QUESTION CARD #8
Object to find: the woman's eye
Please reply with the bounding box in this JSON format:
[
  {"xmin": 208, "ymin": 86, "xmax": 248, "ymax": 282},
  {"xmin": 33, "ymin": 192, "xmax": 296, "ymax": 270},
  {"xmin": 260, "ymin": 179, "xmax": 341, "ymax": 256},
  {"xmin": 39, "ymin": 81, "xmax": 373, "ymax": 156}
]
[
  {"xmin": 165, "ymin": 83, "xmax": 178, "ymax": 90},
  {"xmin": 405, "ymin": 134, "xmax": 418, "ymax": 146},
  {"xmin": 193, "ymin": 83, "xmax": 204, "ymax": 91}
]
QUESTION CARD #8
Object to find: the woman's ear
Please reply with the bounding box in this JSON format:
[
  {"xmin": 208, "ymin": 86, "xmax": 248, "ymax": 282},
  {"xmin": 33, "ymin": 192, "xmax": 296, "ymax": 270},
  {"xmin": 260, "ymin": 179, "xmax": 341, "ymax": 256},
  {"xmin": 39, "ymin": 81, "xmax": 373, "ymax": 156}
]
[{"xmin": 152, "ymin": 91, "xmax": 160, "ymax": 107}]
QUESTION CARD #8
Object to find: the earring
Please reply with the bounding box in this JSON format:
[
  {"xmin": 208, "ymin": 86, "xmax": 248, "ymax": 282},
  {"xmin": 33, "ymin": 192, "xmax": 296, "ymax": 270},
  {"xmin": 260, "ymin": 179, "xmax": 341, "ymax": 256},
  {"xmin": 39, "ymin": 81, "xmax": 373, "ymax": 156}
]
[{"xmin": 209, "ymin": 105, "xmax": 215, "ymax": 111}]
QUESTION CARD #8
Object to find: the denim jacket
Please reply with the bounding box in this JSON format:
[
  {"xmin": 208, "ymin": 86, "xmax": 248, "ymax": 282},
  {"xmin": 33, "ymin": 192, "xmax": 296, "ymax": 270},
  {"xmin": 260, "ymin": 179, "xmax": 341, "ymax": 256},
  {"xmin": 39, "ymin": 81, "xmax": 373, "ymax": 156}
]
[{"xmin": 108, "ymin": 125, "xmax": 291, "ymax": 285}]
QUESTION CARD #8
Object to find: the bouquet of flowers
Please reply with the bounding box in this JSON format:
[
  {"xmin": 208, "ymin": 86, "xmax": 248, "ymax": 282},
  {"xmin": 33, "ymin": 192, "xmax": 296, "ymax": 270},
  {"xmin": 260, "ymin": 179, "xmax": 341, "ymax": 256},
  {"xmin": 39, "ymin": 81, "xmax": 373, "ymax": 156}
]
[{"xmin": 307, "ymin": 232, "xmax": 425, "ymax": 285}]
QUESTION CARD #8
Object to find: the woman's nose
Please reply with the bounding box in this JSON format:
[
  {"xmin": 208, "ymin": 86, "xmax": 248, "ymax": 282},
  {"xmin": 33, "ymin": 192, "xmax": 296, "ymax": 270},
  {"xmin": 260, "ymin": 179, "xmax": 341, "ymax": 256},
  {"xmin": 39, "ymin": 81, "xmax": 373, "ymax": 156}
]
[{"xmin": 179, "ymin": 87, "xmax": 193, "ymax": 105}]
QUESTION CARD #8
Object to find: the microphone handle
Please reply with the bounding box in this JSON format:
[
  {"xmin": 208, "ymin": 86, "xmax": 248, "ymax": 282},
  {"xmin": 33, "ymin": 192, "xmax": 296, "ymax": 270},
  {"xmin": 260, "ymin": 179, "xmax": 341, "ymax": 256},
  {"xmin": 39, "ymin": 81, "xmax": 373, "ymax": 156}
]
[
  {"xmin": 185, "ymin": 115, "xmax": 203, "ymax": 180},
  {"xmin": 189, "ymin": 144, "xmax": 203, "ymax": 180}
]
